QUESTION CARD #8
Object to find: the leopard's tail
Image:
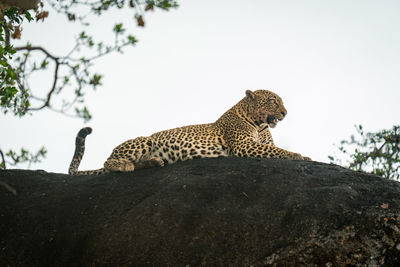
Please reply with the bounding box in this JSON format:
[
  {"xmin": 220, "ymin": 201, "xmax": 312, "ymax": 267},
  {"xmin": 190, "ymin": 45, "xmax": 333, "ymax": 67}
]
[{"xmin": 68, "ymin": 127, "xmax": 108, "ymax": 175}]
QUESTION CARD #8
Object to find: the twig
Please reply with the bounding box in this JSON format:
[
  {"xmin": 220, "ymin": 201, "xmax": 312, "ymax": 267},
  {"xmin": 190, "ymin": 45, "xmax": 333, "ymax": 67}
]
[{"xmin": 15, "ymin": 46, "xmax": 59, "ymax": 61}]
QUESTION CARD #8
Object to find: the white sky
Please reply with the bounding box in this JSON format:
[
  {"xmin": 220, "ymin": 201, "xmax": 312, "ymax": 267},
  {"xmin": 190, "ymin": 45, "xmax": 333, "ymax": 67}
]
[{"xmin": 1, "ymin": 0, "xmax": 400, "ymax": 173}]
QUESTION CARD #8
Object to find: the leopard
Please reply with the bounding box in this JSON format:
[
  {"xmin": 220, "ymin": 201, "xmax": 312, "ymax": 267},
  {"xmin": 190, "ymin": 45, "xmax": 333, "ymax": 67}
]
[{"xmin": 69, "ymin": 89, "xmax": 310, "ymax": 175}]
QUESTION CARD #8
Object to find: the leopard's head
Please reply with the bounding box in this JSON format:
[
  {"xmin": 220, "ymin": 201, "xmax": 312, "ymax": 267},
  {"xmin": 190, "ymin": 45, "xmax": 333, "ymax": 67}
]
[{"xmin": 243, "ymin": 89, "xmax": 287, "ymax": 128}]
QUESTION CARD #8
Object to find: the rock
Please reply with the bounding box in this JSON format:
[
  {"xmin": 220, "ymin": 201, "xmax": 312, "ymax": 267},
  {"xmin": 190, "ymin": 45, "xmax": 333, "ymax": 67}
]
[{"xmin": 0, "ymin": 158, "xmax": 399, "ymax": 266}]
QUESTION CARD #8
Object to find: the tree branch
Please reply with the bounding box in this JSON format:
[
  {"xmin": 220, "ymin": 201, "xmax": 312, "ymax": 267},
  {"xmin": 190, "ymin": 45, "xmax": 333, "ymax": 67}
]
[
  {"xmin": 33, "ymin": 60, "xmax": 59, "ymax": 110},
  {"xmin": 15, "ymin": 46, "xmax": 59, "ymax": 61}
]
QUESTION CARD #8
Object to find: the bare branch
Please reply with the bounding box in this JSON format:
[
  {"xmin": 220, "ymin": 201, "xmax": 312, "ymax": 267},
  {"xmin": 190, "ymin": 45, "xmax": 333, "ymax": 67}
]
[
  {"xmin": 15, "ymin": 46, "xmax": 59, "ymax": 61},
  {"xmin": 31, "ymin": 60, "xmax": 60, "ymax": 110}
]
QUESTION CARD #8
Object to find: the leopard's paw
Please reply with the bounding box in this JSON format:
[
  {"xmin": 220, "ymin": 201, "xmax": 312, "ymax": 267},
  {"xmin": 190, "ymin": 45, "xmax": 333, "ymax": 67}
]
[{"xmin": 291, "ymin": 153, "xmax": 304, "ymax": 160}]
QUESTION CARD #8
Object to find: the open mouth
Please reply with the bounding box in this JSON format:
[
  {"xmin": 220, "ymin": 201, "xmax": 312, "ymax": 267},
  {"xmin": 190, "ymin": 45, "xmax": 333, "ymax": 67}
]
[{"xmin": 267, "ymin": 115, "xmax": 281, "ymax": 128}]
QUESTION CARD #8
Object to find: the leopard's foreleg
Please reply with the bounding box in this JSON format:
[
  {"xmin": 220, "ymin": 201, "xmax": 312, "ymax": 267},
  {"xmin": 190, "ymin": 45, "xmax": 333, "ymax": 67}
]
[{"xmin": 230, "ymin": 140, "xmax": 307, "ymax": 160}]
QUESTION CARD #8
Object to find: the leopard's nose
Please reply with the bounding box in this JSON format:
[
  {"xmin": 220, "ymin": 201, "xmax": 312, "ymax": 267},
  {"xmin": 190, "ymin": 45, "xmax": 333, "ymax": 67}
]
[{"xmin": 281, "ymin": 111, "xmax": 287, "ymax": 117}]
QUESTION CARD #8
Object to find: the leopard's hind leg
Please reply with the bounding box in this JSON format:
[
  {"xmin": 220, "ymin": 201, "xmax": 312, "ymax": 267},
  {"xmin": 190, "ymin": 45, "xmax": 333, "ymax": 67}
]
[
  {"xmin": 104, "ymin": 136, "xmax": 160, "ymax": 172},
  {"xmin": 135, "ymin": 157, "xmax": 165, "ymax": 170}
]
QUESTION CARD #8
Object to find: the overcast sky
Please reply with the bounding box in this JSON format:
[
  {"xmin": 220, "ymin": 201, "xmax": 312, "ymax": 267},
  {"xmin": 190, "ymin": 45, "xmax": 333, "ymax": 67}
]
[{"xmin": 1, "ymin": 0, "xmax": 400, "ymax": 173}]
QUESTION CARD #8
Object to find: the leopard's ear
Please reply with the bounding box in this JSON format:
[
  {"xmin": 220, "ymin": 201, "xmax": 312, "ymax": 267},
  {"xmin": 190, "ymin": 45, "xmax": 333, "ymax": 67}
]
[{"xmin": 245, "ymin": 90, "xmax": 256, "ymax": 100}]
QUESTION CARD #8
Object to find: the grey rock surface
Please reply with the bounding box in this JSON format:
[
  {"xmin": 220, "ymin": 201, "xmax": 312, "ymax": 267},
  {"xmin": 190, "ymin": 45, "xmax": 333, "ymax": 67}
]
[{"xmin": 1, "ymin": 158, "xmax": 399, "ymax": 266}]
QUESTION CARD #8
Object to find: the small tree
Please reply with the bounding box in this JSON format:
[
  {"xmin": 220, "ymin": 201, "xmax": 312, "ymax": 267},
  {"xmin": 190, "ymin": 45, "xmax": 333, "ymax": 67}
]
[{"xmin": 329, "ymin": 125, "xmax": 400, "ymax": 180}]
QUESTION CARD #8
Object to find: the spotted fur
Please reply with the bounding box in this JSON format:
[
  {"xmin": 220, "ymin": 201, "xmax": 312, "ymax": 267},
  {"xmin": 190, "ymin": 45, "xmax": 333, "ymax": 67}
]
[{"xmin": 69, "ymin": 89, "xmax": 310, "ymax": 175}]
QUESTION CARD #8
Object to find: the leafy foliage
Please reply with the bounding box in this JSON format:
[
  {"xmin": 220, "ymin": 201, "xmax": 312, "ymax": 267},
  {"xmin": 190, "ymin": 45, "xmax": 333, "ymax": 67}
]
[
  {"xmin": 0, "ymin": 147, "xmax": 47, "ymax": 169},
  {"xmin": 0, "ymin": 8, "xmax": 34, "ymax": 116},
  {"xmin": 329, "ymin": 125, "xmax": 400, "ymax": 180}
]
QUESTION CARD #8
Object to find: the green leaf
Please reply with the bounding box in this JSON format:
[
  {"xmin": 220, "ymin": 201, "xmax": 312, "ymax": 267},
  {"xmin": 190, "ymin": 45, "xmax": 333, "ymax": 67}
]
[
  {"xmin": 6, "ymin": 87, "xmax": 17, "ymax": 97},
  {"xmin": 6, "ymin": 68, "xmax": 16, "ymax": 79},
  {"xmin": 40, "ymin": 60, "xmax": 49, "ymax": 69},
  {"xmin": 113, "ymin": 23, "xmax": 125, "ymax": 33},
  {"xmin": 24, "ymin": 11, "xmax": 33, "ymax": 22},
  {"xmin": 90, "ymin": 74, "xmax": 102, "ymax": 87},
  {"xmin": 127, "ymin": 35, "xmax": 137, "ymax": 44},
  {"xmin": 80, "ymin": 31, "xmax": 88, "ymax": 39},
  {"xmin": 7, "ymin": 48, "xmax": 16, "ymax": 55}
]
